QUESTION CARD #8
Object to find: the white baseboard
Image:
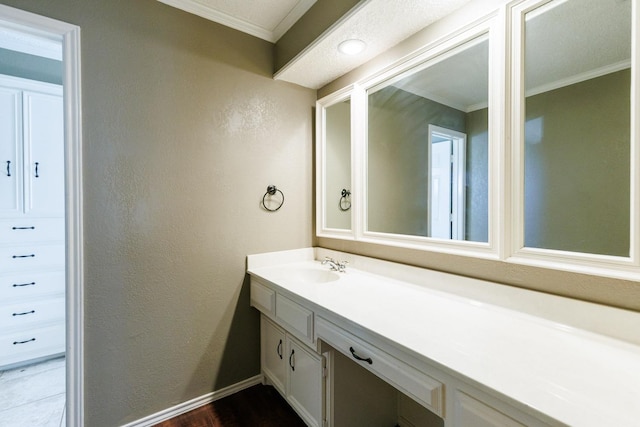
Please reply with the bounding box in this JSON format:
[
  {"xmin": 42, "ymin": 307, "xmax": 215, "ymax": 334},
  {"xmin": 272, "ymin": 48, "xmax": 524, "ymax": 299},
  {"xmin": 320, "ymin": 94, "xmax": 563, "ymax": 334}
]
[{"xmin": 121, "ymin": 375, "xmax": 264, "ymax": 427}]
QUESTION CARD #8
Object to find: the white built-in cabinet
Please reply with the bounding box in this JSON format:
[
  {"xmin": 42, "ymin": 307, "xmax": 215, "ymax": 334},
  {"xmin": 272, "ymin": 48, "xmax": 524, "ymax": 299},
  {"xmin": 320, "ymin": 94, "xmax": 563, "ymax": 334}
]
[
  {"xmin": 253, "ymin": 278, "xmax": 326, "ymax": 427},
  {"xmin": 250, "ymin": 269, "xmax": 560, "ymax": 427},
  {"xmin": 0, "ymin": 74, "xmax": 65, "ymax": 369}
]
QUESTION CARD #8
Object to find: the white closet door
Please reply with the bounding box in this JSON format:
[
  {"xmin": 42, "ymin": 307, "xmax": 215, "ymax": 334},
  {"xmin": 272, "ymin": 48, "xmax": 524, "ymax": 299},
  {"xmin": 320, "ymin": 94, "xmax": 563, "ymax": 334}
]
[
  {"xmin": 0, "ymin": 86, "xmax": 23, "ymax": 217},
  {"xmin": 23, "ymin": 91, "xmax": 64, "ymax": 217}
]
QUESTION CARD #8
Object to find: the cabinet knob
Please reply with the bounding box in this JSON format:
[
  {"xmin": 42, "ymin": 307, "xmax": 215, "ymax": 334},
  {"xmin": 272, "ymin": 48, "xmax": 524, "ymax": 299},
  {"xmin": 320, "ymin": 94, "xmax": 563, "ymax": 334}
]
[
  {"xmin": 34, "ymin": 161, "xmax": 39, "ymax": 178},
  {"xmin": 13, "ymin": 338, "xmax": 36, "ymax": 345},
  {"xmin": 277, "ymin": 339, "xmax": 283, "ymax": 359},
  {"xmin": 5, "ymin": 160, "xmax": 10, "ymax": 177}
]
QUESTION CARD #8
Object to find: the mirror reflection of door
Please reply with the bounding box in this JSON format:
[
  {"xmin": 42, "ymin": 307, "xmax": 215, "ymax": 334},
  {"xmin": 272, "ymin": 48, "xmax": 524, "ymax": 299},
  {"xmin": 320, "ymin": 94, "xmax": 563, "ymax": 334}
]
[{"xmin": 428, "ymin": 125, "xmax": 466, "ymax": 240}]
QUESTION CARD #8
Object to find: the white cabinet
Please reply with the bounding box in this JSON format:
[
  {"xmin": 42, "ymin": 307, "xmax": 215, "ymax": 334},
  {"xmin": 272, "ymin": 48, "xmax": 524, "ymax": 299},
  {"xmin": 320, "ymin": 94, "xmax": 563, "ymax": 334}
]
[
  {"xmin": 260, "ymin": 315, "xmax": 325, "ymax": 427},
  {"xmin": 0, "ymin": 74, "xmax": 65, "ymax": 369}
]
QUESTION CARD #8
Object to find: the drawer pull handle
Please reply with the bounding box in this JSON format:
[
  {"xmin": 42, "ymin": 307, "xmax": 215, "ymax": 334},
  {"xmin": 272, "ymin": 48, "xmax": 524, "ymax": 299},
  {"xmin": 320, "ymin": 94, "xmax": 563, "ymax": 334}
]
[
  {"xmin": 13, "ymin": 282, "xmax": 36, "ymax": 287},
  {"xmin": 12, "ymin": 254, "xmax": 35, "ymax": 258},
  {"xmin": 289, "ymin": 349, "xmax": 295, "ymax": 371},
  {"xmin": 13, "ymin": 310, "xmax": 35, "ymax": 316},
  {"xmin": 13, "ymin": 338, "xmax": 36, "ymax": 345},
  {"xmin": 277, "ymin": 339, "xmax": 283, "ymax": 359},
  {"xmin": 34, "ymin": 162, "xmax": 39, "ymax": 178},
  {"xmin": 350, "ymin": 346, "xmax": 373, "ymax": 365},
  {"xmin": 5, "ymin": 160, "xmax": 10, "ymax": 177},
  {"xmin": 12, "ymin": 226, "xmax": 35, "ymax": 230}
]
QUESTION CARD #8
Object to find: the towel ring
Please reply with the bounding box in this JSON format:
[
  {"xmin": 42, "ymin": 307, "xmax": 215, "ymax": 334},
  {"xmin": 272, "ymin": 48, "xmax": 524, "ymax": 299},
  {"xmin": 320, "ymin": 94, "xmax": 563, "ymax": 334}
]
[
  {"xmin": 339, "ymin": 189, "xmax": 351, "ymax": 211},
  {"xmin": 262, "ymin": 185, "xmax": 284, "ymax": 212}
]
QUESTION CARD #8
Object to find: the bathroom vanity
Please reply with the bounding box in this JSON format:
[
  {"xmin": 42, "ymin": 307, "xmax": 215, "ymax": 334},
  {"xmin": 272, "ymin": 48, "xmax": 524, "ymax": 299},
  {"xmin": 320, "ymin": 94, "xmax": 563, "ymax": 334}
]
[{"xmin": 248, "ymin": 248, "xmax": 640, "ymax": 427}]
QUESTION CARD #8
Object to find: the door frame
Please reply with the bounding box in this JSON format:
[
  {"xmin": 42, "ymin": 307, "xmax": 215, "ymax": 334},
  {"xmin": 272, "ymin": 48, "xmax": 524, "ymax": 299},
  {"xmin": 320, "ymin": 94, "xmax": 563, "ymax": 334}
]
[
  {"xmin": 0, "ymin": 5, "xmax": 83, "ymax": 426},
  {"xmin": 427, "ymin": 124, "xmax": 467, "ymax": 240}
]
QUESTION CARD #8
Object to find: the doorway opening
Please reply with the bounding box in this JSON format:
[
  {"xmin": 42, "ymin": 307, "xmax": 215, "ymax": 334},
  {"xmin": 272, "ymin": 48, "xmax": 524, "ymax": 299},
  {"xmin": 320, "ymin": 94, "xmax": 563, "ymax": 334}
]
[
  {"xmin": 0, "ymin": 5, "xmax": 82, "ymax": 426},
  {"xmin": 428, "ymin": 124, "xmax": 466, "ymax": 240}
]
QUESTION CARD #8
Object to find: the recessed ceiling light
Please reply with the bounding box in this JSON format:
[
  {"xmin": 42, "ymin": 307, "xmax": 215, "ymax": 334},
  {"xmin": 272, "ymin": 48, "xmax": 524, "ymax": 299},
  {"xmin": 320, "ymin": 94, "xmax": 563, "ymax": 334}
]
[{"xmin": 338, "ymin": 39, "xmax": 366, "ymax": 55}]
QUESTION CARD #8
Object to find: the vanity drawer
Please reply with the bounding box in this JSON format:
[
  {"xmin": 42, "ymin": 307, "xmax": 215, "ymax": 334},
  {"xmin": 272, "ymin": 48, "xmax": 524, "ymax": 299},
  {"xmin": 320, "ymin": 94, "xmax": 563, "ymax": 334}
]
[
  {"xmin": 250, "ymin": 278, "xmax": 276, "ymax": 317},
  {"xmin": 0, "ymin": 296, "xmax": 65, "ymax": 330},
  {"xmin": 276, "ymin": 293, "xmax": 313, "ymax": 344},
  {"xmin": 0, "ymin": 244, "xmax": 65, "ymax": 273},
  {"xmin": 0, "ymin": 270, "xmax": 65, "ymax": 301},
  {"xmin": 316, "ymin": 316, "xmax": 444, "ymax": 417},
  {"xmin": 0, "ymin": 322, "xmax": 65, "ymax": 368},
  {"xmin": 0, "ymin": 218, "xmax": 65, "ymax": 244}
]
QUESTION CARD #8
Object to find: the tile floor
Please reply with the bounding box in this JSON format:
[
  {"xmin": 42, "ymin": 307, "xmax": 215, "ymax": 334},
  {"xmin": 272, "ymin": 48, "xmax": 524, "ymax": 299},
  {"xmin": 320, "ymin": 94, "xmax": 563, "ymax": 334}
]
[{"xmin": 0, "ymin": 356, "xmax": 66, "ymax": 427}]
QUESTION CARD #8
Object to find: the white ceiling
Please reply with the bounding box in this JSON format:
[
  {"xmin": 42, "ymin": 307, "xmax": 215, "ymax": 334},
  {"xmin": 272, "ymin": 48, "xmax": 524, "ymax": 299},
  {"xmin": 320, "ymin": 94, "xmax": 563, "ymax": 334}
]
[
  {"xmin": 157, "ymin": 0, "xmax": 474, "ymax": 89},
  {"xmin": 156, "ymin": 0, "xmax": 316, "ymax": 43},
  {"xmin": 157, "ymin": 0, "xmax": 630, "ymax": 92}
]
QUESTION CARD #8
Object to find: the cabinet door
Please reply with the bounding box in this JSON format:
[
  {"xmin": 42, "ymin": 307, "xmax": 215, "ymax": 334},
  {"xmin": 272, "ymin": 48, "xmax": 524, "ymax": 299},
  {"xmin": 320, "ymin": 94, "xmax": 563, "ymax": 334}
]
[
  {"xmin": 22, "ymin": 91, "xmax": 64, "ymax": 217},
  {"xmin": 287, "ymin": 337, "xmax": 324, "ymax": 427},
  {"xmin": 261, "ymin": 316, "xmax": 286, "ymax": 394},
  {"xmin": 0, "ymin": 86, "xmax": 22, "ymax": 217}
]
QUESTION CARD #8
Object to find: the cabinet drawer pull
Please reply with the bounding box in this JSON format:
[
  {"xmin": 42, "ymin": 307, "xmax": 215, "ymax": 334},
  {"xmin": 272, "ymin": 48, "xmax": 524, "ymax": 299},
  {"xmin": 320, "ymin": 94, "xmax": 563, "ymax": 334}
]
[
  {"xmin": 350, "ymin": 346, "xmax": 373, "ymax": 365},
  {"xmin": 277, "ymin": 339, "xmax": 283, "ymax": 359},
  {"xmin": 5, "ymin": 160, "xmax": 10, "ymax": 177},
  {"xmin": 13, "ymin": 282, "xmax": 36, "ymax": 287},
  {"xmin": 13, "ymin": 338, "xmax": 36, "ymax": 345},
  {"xmin": 289, "ymin": 349, "xmax": 295, "ymax": 371},
  {"xmin": 12, "ymin": 254, "xmax": 35, "ymax": 258},
  {"xmin": 34, "ymin": 161, "xmax": 39, "ymax": 178},
  {"xmin": 12, "ymin": 310, "xmax": 35, "ymax": 316},
  {"xmin": 12, "ymin": 226, "xmax": 35, "ymax": 230}
]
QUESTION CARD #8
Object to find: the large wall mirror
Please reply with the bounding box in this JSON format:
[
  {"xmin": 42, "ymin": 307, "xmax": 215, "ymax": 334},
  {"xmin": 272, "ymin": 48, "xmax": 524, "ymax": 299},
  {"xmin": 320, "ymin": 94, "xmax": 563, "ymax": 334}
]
[
  {"xmin": 365, "ymin": 34, "xmax": 490, "ymax": 244},
  {"xmin": 513, "ymin": 0, "xmax": 635, "ymax": 264},
  {"xmin": 317, "ymin": 0, "xmax": 640, "ymax": 278}
]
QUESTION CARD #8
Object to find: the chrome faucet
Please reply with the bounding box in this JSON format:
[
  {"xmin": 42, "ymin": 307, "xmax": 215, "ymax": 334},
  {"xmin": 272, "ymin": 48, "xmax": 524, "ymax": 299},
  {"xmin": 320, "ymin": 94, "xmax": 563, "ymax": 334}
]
[{"xmin": 322, "ymin": 256, "xmax": 348, "ymax": 272}]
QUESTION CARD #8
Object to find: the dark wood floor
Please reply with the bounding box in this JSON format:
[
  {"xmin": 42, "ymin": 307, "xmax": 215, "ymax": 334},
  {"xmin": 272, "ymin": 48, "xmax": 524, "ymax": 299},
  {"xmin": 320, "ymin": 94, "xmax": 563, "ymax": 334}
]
[{"xmin": 154, "ymin": 384, "xmax": 307, "ymax": 427}]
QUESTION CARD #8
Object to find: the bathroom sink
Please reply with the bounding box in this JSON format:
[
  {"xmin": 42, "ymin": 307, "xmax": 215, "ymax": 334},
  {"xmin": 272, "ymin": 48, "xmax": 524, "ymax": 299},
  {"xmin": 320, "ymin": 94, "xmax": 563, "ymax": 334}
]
[{"xmin": 269, "ymin": 266, "xmax": 341, "ymax": 284}]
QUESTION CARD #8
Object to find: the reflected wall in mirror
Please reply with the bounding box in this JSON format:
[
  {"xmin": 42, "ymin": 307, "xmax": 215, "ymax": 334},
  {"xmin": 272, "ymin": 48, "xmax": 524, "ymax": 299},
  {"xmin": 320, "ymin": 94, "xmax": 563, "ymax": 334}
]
[
  {"xmin": 523, "ymin": 0, "xmax": 631, "ymax": 256},
  {"xmin": 324, "ymin": 99, "xmax": 351, "ymax": 230},
  {"xmin": 366, "ymin": 35, "xmax": 489, "ymax": 242}
]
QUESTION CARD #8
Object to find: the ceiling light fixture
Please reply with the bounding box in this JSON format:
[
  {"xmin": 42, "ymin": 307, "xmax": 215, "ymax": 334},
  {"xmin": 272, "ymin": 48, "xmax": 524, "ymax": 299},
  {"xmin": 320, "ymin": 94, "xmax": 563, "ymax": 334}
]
[{"xmin": 338, "ymin": 39, "xmax": 366, "ymax": 55}]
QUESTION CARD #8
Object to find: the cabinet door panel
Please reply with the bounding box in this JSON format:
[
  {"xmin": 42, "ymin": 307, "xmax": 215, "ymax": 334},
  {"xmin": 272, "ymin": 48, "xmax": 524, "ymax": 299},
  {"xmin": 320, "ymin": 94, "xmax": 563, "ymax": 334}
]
[
  {"xmin": 23, "ymin": 91, "xmax": 64, "ymax": 217},
  {"xmin": 0, "ymin": 87, "xmax": 22, "ymax": 217},
  {"xmin": 261, "ymin": 316, "xmax": 286, "ymax": 394},
  {"xmin": 287, "ymin": 338, "xmax": 324, "ymax": 427}
]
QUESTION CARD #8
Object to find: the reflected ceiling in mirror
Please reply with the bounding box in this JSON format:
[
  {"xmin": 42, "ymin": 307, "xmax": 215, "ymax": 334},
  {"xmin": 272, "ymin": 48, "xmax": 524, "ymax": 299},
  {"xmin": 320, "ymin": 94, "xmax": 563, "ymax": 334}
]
[{"xmin": 366, "ymin": 35, "xmax": 489, "ymax": 243}]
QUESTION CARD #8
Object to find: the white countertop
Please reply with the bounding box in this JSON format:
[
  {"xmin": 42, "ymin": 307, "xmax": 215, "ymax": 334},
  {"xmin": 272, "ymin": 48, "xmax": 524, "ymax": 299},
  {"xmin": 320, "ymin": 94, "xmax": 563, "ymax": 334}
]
[{"xmin": 247, "ymin": 248, "xmax": 640, "ymax": 427}]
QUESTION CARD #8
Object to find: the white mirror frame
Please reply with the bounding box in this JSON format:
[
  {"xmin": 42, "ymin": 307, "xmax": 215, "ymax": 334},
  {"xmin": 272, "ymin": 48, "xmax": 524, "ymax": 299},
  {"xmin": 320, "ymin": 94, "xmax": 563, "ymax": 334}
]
[
  {"xmin": 508, "ymin": 0, "xmax": 640, "ymax": 280},
  {"xmin": 317, "ymin": 14, "xmax": 504, "ymax": 260},
  {"xmin": 316, "ymin": 85, "xmax": 357, "ymax": 239}
]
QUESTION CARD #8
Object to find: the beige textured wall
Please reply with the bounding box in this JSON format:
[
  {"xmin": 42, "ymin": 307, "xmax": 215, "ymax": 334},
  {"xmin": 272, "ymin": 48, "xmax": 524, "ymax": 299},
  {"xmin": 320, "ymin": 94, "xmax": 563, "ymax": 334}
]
[{"xmin": 1, "ymin": 0, "xmax": 315, "ymax": 425}]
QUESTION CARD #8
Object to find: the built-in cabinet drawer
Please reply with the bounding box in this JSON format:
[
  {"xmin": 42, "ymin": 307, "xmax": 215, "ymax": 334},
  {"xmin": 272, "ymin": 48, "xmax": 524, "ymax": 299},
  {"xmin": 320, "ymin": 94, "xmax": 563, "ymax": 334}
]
[
  {"xmin": 0, "ymin": 244, "xmax": 65, "ymax": 273},
  {"xmin": 276, "ymin": 293, "xmax": 313, "ymax": 344},
  {"xmin": 0, "ymin": 322, "xmax": 65, "ymax": 367},
  {"xmin": 0, "ymin": 270, "xmax": 65, "ymax": 300},
  {"xmin": 316, "ymin": 316, "xmax": 444, "ymax": 418},
  {"xmin": 0, "ymin": 218, "xmax": 65, "ymax": 244},
  {"xmin": 250, "ymin": 278, "xmax": 275, "ymax": 317},
  {"xmin": 0, "ymin": 296, "xmax": 65, "ymax": 330}
]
